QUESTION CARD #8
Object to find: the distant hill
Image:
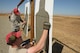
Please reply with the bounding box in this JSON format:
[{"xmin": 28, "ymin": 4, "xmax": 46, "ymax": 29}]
[
  {"xmin": 0, "ymin": 13, "xmax": 24, "ymax": 16},
  {"xmin": 0, "ymin": 13, "xmax": 9, "ymax": 16}
]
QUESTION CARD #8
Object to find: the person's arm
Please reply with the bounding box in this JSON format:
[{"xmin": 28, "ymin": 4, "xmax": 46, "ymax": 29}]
[
  {"xmin": 27, "ymin": 22, "xmax": 50, "ymax": 53},
  {"xmin": 17, "ymin": 0, "xmax": 25, "ymax": 8},
  {"xmin": 28, "ymin": 30, "xmax": 48, "ymax": 53}
]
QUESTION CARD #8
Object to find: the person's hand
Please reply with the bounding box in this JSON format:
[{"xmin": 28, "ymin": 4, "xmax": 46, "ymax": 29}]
[{"xmin": 43, "ymin": 22, "xmax": 51, "ymax": 30}]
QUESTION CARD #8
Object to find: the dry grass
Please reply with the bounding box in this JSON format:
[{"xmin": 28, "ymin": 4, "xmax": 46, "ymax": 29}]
[
  {"xmin": 53, "ymin": 15, "xmax": 80, "ymax": 52},
  {"xmin": 0, "ymin": 13, "xmax": 9, "ymax": 16}
]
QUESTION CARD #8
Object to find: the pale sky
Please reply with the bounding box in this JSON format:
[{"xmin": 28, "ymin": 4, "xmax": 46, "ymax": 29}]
[{"xmin": 0, "ymin": 0, "xmax": 80, "ymax": 16}]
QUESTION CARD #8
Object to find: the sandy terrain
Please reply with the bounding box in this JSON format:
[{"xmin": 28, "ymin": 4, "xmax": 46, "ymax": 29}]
[
  {"xmin": 0, "ymin": 14, "xmax": 27, "ymax": 53},
  {"xmin": 0, "ymin": 15, "xmax": 27, "ymax": 53},
  {"xmin": 0, "ymin": 15, "xmax": 12, "ymax": 53},
  {"xmin": 53, "ymin": 15, "xmax": 80, "ymax": 53}
]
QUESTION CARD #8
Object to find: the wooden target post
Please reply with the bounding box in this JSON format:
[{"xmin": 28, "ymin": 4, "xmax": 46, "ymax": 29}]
[{"xmin": 30, "ymin": 0, "xmax": 34, "ymax": 41}]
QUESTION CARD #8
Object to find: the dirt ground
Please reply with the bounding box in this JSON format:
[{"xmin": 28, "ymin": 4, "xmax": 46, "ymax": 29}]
[
  {"xmin": 0, "ymin": 15, "xmax": 12, "ymax": 53},
  {"xmin": 53, "ymin": 15, "xmax": 80, "ymax": 53},
  {"xmin": 0, "ymin": 15, "xmax": 29, "ymax": 53}
]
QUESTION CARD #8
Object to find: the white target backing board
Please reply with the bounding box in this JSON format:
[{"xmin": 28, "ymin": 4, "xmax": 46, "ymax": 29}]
[
  {"xmin": 34, "ymin": 0, "xmax": 54, "ymax": 53},
  {"xmin": 35, "ymin": 0, "xmax": 49, "ymax": 53},
  {"xmin": 24, "ymin": 1, "xmax": 30, "ymax": 36}
]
